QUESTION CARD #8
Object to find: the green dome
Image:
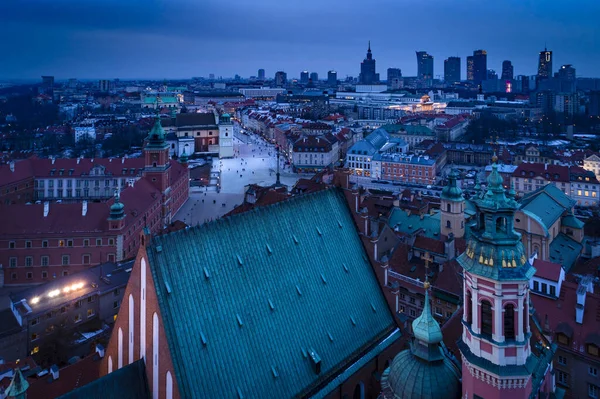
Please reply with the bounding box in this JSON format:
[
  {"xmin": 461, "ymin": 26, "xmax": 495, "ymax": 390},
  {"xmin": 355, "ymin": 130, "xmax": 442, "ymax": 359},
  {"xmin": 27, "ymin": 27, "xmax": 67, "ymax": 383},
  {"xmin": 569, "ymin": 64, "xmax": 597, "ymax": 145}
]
[
  {"xmin": 146, "ymin": 115, "xmax": 167, "ymax": 149},
  {"xmin": 441, "ymin": 169, "xmax": 463, "ymax": 202},
  {"xmin": 380, "ymin": 349, "xmax": 461, "ymax": 399}
]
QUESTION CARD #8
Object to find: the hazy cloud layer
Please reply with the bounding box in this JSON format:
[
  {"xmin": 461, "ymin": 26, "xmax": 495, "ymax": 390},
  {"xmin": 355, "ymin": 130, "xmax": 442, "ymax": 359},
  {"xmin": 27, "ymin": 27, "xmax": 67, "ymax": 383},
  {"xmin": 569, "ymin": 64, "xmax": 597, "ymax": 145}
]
[{"xmin": 0, "ymin": 0, "xmax": 598, "ymax": 79}]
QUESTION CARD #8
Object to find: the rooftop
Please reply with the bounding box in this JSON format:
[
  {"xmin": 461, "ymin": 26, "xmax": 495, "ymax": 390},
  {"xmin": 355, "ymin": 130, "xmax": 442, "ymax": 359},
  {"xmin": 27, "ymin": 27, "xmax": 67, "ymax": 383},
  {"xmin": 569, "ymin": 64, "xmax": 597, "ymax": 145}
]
[{"xmin": 146, "ymin": 188, "xmax": 400, "ymax": 398}]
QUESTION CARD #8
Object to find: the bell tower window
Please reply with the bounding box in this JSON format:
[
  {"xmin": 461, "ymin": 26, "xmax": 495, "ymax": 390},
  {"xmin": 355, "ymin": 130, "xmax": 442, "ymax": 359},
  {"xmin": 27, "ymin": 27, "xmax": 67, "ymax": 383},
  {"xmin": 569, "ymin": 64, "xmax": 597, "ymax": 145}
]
[
  {"xmin": 481, "ymin": 300, "xmax": 493, "ymax": 337},
  {"xmin": 447, "ymin": 203, "xmax": 451, "ymax": 212},
  {"xmin": 504, "ymin": 304, "xmax": 515, "ymax": 340}
]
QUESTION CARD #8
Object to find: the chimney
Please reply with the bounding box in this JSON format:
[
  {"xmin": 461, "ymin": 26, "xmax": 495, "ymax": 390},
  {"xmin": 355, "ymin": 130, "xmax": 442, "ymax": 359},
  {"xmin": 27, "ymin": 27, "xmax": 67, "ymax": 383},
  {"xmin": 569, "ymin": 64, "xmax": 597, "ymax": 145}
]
[
  {"xmin": 43, "ymin": 202, "xmax": 49, "ymax": 217},
  {"xmin": 77, "ymin": 157, "xmax": 80, "ymax": 164},
  {"xmin": 50, "ymin": 364, "xmax": 59, "ymax": 380},
  {"xmin": 95, "ymin": 344, "xmax": 105, "ymax": 358},
  {"xmin": 9, "ymin": 161, "xmax": 14, "ymax": 172},
  {"xmin": 122, "ymin": 157, "xmax": 125, "ymax": 164},
  {"xmin": 308, "ymin": 349, "xmax": 321, "ymax": 374},
  {"xmin": 51, "ymin": 157, "xmax": 55, "ymax": 165},
  {"xmin": 82, "ymin": 201, "xmax": 88, "ymax": 216}
]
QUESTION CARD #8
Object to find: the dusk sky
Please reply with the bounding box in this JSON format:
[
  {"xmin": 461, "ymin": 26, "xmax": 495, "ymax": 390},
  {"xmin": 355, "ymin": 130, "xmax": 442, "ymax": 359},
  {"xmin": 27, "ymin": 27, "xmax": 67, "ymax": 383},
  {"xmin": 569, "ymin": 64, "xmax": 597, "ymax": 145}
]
[{"xmin": 1, "ymin": 0, "xmax": 599, "ymax": 80}]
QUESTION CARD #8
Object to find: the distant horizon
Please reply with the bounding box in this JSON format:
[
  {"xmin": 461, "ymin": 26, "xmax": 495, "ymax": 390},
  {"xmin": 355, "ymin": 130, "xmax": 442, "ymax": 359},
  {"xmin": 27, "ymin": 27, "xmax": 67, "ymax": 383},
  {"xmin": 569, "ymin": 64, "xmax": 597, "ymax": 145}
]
[{"xmin": 1, "ymin": 0, "xmax": 599, "ymax": 80}]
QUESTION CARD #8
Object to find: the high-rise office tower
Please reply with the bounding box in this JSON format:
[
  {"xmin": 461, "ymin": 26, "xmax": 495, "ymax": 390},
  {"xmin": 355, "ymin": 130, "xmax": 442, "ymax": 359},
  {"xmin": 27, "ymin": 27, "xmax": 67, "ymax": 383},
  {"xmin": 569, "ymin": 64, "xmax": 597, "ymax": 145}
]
[
  {"xmin": 41, "ymin": 75, "xmax": 54, "ymax": 95},
  {"xmin": 387, "ymin": 68, "xmax": 402, "ymax": 82},
  {"xmin": 416, "ymin": 51, "xmax": 434, "ymax": 82},
  {"xmin": 501, "ymin": 60, "xmax": 514, "ymax": 80},
  {"xmin": 487, "ymin": 69, "xmax": 498, "ymax": 80},
  {"xmin": 359, "ymin": 41, "xmax": 380, "ymax": 84},
  {"xmin": 310, "ymin": 72, "xmax": 319, "ymax": 82},
  {"xmin": 466, "ymin": 56, "xmax": 475, "ymax": 82},
  {"xmin": 538, "ymin": 48, "xmax": 553, "ymax": 80},
  {"xmin": 444, "ymin": 57, "xmax": 461, "ymax": 83},
  {"xmin": 258, "ymin": 69, "xmax": 265, "ymax": 80},
  {"xmin": 327, "ymin": 70, "xmax": 337, "ymax": 86},
  {"xmin": 557, "ymin": 64, "xmax": 576, "ymax": 93},
  {"xmin": 275, "ymin": 71, "xmax": 287, "ymax": 87},
  {"xmin": 472, "ymin": 50, "xmax": 487, "ymax": 85},
  {"xmin": 300, "ymin": 71, "xmax": 309, "ymax": 84}
]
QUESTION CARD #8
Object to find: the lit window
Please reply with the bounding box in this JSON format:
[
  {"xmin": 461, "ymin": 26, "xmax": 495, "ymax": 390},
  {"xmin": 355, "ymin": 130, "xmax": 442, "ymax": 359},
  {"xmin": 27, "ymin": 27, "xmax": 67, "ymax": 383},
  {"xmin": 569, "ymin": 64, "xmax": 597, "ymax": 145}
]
[{"xmin": 87, "ymin": 309, "xmax": 95, "ymax": 318}]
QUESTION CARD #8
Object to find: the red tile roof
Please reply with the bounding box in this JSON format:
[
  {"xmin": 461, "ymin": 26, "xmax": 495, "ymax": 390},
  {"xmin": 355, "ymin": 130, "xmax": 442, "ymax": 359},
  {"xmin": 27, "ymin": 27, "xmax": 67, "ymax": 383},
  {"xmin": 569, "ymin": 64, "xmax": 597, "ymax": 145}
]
[
  {"xmin": 532, "ymin": 279, "xmax": 600, "ymax": 361},
  {"xmin": 413, "ymin": 235, "xmax": 445, "ymax": 255},
  {"xmin": 0, "ymin": 178, "xmax": 159, "ymax": 237},
  {"xmin": 27, "ymin": 354, "xmax": 101, "ymax": 399},
  {"xmin": 512, "ymin": 163, "xmax": 570, "ymax": 183},
  {"xmin": 533, "ymin": 259, "xmax": 563, "ymax": 282}
]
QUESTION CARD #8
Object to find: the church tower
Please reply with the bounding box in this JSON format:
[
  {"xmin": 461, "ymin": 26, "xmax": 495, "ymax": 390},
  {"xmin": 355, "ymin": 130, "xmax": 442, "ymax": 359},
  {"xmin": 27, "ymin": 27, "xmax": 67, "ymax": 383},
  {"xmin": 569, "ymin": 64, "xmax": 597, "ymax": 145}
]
[
  {"xmin": 218, "ymin": 113, "xmax": 234, "ymax": 158},
  {"xmin": 440, "ymin": 169, "xmax": 465, "ymax": 238},
  {"xmin": 458, "ymin": 157, "xmax": 537, "ymax": 398},
  {"xmin": 143, "ymin": 113, "xmax": 172, "ymax": 226}
]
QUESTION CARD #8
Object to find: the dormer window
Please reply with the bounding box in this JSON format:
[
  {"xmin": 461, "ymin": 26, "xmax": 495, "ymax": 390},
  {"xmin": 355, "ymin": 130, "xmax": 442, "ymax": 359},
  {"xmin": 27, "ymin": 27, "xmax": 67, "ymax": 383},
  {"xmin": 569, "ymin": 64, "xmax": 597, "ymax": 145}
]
[
  {"xmin": 588, "ymin": 344, "xmax": 599, "ymax": 357},
  {"xmin": 69, "ymin": 169, "xmax": 74, "ymax": 176},
  {"xmin": 557, "ymin": 333, "xmax": 569, "ymax": 345},
  {"xmin": 50, "ymin": 169, "xmax": 55, "ymax": 176},
  {"xmin": 59, "ymin": 169, "xmax": 64, "ymax": 176},
  {"xmin": 521, "ymin": 171, "xmax": 525, "ymax": 176}
]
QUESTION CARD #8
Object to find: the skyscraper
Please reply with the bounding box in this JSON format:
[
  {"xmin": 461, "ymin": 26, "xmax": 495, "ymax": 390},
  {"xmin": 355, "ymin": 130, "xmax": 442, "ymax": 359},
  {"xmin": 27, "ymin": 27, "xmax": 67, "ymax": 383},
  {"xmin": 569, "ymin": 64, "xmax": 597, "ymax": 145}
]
[
  {"xmin": 310, "ymin": 72, "xmax": 319, "ymax": 82},
  {"xmin": 41, "ymin": 75, "xmax": 54, "ymax": 95},
  {"xmin": 275, "ymin": 71, "xmax": 287, "ymax": 87},
  {"xmin": 359, "ymin": 41, "xmax": 379, "ymax": 85},
  {"xmin": 501, "ymin": 60, "xmax": 514, "ymax": 80},
  {"xmin": 258, "ymin": 69, "xmax": 265, "ymax": 80},
  {"xmin": 444, "ymin": 57, "xmax": 461, "ymax": 83},
  {"xmin": 327, "ymin": 70, "xmax": 337, "ymax": 86},
  {"xmin": 538, "ymin": 47, "xmax": 553, "ymax": 80},
  {"xmin": 300, "ymin": 71, "xmax": 309, "ymax": 84},
  {"xmin": 472, "ymin": 50, "xmax": 487, "ymax": 85},
  {"xmin": 387, "ymin": 68, "xmax": 402, "ymax": 90},
  {"xmin": 416, "ymin": 51, "xmax": 434, "ymax": 82},
  {"xmin": 466, "ymin": 56, "xmax": 475, "ymax": 82},
  {"xmin": 557, "ymin": 64, "xmax": 576, "ymax": 93}
]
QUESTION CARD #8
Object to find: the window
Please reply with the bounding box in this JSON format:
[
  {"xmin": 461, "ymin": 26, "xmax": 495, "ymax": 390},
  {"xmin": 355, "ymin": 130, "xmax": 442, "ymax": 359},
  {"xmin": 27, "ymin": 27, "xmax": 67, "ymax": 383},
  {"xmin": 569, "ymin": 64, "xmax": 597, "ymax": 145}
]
[
  {"xmin": 113, "ymin": 300, "xmax": 120, "ymax": 309},
  {"xmin": 11, "ymin": 272, "xmax": 17, "ymax": 280},
  {"xmin": 26, "ymin": 272, "xmax": 33, "ymax": 280},
  {"xmin": 9, "ymin": 241, "xmax": 15, "ymax": 249},
  {"xmin": 62, "ymin": 270, "xmax": 68, "ymax": 277},
  {"xmin": 558, "ymin": 334, "xmax": 569, "ymax": 345},
  {"xmin": 550, "ymin": 285, "xmax": 556, "ymax": 296},
  {"xmin": 108, "ymin": 238, "xmax": 114, "ymax": 246},
  {"xmin": 9, "ymin": 257, "xmax": 17, "ymax": 268},
  {"xmin": 409, "ymin": 297, "xmax": 416, "ymax": 304},
  {"xmin": 67, "ymin": 239, "xmax": 73, "ymax": 247},
  {"xmin": 435, "ymin": 307, "xmax": 443, "ymax": 316},
  {"xmin": 31, "ymin": 317, "xmax": 39, "ymax": 326},
  {"xmin": 42, "ymin": 271, "xmax": 48, "ymax": 279},
  {"xmin": 481, "ymin": 300, "xmax": 493, "ymax": 337},
  {"xmin": 590, "ymin": 384, "xmax": 598, "ymax": 399},
  {"xmin": 82, "ymin": 255, "xmax": 90, "ymax": 264},
  {"xmin": 541, "ymin": 282, "xmax": 547, "ymax": 294},
  {"xmin": 533, "ymin": 281, "xmax": 539, "ymax": 291},
  {"xmin": 26, "ymin": 241, "xmax": 32, "ymax": 248},
  {"xmin": 74, "ymin": 314, "xmax": 82, "ymax": 323},
  {"xmin": 504, "ymin": 304, "xmax": 515, "ymax": 339},
  {"xmin": 409, "ymin": 309, "xmax": 416, "ymax": 317},
  {"xmin": 62, "ymin": 255, "xmax": 70, "ymax": 265},
  {"xmin": 31, "ymin": 333, "xmax": 38, "ymax": 341},
  {"xmin": 84, "ymin": 239, "xmax": 89, "ymax": 247},
  {"xmin": 557, "ymin": 370, "xmax": 569, "ymax": 386},
  {"xmin": 114, "ymin": 288, "xmax": 120, "ymax": 296},
  {"xmin": 558, "ymin": 355, "xmax": 567, "ymax": 365},
  {"xmin": 87, "ymin": 295, "xmax": 96, "ymax": 303},
  {"xmin": 590, "ymin": 367, "xmax": 598, "ymax": 377},
  {"xmin": 42, "ymin": 240, "xmax": 48, "ymax": 248},
  {"xmin": 87, "ymin": 309, "xmax": 95, "ymax": 318},
  {"xmin": 31, "ymin": 346, "xmax": 39, "ymax": 355},
  {"xmin": 96, "ymin": 238, "xmax": 102, "ymax": 246},
  {"xmin": 588, "ymin": 345, "xmax": 599, "ymax": 357},
  {"xmin": 25, "ymin": 256, "xmax": 33, "ymax": 267},
  {"xmin": 41, "ymin": 256, "xmax": 49, "ymax": 267}
]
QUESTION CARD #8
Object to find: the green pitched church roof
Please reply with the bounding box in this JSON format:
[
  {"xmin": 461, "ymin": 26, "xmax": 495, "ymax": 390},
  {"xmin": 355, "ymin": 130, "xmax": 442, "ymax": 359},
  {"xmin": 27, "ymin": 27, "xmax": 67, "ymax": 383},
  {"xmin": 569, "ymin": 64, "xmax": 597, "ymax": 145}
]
[
  {"xmin": 147, "ymin": 189, "xmax": 400, "ymax": 399},
  {"xmin": 57, "ymin": 360, "xmax": 149, "ymax": 399}
]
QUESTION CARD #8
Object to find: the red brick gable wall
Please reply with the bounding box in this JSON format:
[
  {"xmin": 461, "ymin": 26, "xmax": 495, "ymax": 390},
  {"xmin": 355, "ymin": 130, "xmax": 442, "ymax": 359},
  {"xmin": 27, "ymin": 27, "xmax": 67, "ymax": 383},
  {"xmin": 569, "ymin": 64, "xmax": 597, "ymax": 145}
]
[{"xmin": 101, "ymin": 234, "xmax": 181, "ymax": 399}]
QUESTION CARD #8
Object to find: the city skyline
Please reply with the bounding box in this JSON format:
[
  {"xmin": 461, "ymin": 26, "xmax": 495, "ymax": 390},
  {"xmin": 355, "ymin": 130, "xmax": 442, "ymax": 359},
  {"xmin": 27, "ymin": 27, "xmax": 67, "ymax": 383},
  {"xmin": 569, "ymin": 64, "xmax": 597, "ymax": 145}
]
[{"xmin": 1, "ymin": 0, "xmax": 599, "ymax": 80}]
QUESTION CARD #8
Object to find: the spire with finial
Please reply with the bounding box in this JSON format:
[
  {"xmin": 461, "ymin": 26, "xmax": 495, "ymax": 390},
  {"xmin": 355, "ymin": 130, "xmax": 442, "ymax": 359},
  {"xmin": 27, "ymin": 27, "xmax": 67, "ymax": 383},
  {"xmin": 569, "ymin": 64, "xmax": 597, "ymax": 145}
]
[
  {"xmin": 108, "ymin": 189, "xmax": 125, "ymax": 220},
  {"xmin": 6, "ymin": 368, "xmax": 29, "ymax": 399},
  {"xmin": 410, "ymin": 251, "xmax": 443, "ymax": 359},
  {"xmin": 179, "ymin": 147, "xmax": 188, "ymax": 165}
]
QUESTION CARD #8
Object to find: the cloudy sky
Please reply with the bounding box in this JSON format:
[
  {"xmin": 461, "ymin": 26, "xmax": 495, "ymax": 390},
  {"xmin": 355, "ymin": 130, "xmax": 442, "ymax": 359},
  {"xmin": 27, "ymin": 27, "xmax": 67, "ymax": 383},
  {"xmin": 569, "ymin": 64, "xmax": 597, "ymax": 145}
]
[{"xmin": 1, "ymin": 0, "xmax": 599, "ymax": 80}]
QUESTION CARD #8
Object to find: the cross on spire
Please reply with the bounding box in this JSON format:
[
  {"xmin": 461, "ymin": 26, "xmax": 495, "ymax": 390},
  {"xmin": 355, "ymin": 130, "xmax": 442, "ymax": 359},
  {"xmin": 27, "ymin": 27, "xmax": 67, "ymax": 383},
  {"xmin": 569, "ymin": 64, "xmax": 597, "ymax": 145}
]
[{"xmin": 421, "ymin": 251, "xmax": 433, "ymax": 289}]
